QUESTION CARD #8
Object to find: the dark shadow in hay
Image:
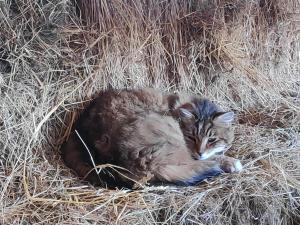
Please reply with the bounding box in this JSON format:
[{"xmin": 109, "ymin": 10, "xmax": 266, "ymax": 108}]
[
  {"xmin": 71, "ymin": 0, "xmax": 286, "ymax": 88},
  {"xmin": 0, "ymin": 48, "xmax": 11, "ymax": 74},
  {"xmin": 71, "ymin": 0, "xmax": 287, "ymax": 89},
  {"xmin": 259, "ymin": 0, "xmax": 282, "ymax": 26}
]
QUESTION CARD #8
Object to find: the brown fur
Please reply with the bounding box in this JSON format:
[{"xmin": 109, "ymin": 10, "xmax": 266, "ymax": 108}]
[{"xmin": 61, "ymin": 88, "xmax": 241, "ymax": 188}]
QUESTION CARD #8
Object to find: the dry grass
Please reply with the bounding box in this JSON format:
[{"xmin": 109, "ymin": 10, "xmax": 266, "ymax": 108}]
[{"xmin": 0, "ymin": 0, "xmax": 300, "ymax": 224}]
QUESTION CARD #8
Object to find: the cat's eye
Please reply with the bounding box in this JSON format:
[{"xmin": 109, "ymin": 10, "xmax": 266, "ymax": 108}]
[{"xmin": 208, "ymin": 137, "xmax": 217, "ymax": 143}]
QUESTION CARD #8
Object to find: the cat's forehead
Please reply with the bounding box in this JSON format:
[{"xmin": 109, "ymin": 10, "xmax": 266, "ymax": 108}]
[
  {"xmin": 197, "ymin": 119, "xmax": 232, "ymax": 135},
  {"xmin": 194, "ymin": 119, "xmax": 213, "ymax": 134}
]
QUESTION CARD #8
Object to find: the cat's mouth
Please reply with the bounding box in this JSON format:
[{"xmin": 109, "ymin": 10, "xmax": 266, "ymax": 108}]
[{"xmin": 198, "ymin": 146, "xmax": 227, "ymax": 160}]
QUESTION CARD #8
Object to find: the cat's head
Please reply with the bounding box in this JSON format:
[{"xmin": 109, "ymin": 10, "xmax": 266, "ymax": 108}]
[{"xmin": 177, "ymin": 99, "xmax": 235, "ymax": 160}]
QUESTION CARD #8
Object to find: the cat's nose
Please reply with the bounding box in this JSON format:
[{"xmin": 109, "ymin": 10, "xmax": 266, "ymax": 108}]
[{"xmin": 198, "ymin": 152, "xmax": 202, "ymax": 159}]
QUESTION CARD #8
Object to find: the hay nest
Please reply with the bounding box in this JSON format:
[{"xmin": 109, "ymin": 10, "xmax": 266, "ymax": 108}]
[{"xmin": 0, "ymin": 0, "xmax": 299, "ymax": 224}]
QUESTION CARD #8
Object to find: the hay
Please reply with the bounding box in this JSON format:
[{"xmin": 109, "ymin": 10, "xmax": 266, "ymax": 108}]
[{"xmin": 0, "ymin": 0, "xmax": 299, "ymax": 224}]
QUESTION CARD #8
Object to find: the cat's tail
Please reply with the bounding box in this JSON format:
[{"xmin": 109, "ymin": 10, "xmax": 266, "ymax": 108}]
[{"xmin": 156, "ymin": 158, "xmax": 242, "ymax": 185}]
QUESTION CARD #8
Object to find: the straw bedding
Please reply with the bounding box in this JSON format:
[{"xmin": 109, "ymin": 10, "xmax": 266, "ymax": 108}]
[{"xmin": 0, "ymin": 0, "xmax": 299, "ymax": 224}]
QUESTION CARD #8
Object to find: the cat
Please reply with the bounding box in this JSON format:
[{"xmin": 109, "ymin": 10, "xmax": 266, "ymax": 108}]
[{"xmin": 61, "ymin": 88, "xmax": 242, "ymax": 188}]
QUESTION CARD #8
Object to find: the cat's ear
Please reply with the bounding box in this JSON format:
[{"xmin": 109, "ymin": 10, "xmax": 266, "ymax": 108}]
[
  {"xmin": 213, "ymin": 111, "xmax": 234, "ymax": 126},
  {"xmin": 179, "ymin": 108, "xmax": 195, "ymax": 119}
]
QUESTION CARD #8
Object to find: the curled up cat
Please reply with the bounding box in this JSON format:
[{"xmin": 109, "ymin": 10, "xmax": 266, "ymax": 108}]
[{"xmin": 61, "ymin": 88, "xmax": 242, "ymax": 189}]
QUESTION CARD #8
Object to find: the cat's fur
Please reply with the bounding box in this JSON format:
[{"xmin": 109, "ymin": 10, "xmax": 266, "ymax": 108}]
[{"xmin": 61, "ymin": 88, "xmax": 242, "ymax": 188}]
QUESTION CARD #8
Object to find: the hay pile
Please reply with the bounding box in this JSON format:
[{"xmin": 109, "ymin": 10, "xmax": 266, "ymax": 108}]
[{"xmin": 1, "ymin": 0, "xmax": 299, "ymax": 224}]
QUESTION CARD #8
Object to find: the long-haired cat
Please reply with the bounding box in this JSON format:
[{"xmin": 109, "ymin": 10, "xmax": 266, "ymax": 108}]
[{"xmin": 61, "ymin": 88, "xmax": 242, "ymax": 188}]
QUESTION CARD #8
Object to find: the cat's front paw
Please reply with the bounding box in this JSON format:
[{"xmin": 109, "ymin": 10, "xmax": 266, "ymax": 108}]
[{"xmin": 220, "ymin": 159, "xmax": 243, "ymax": 173}]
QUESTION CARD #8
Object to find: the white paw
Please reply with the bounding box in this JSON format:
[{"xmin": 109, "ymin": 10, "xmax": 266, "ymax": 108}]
[
  {"xmin": 220, "ymin": 158, "xmax": 243, "ymax": 173},
  {"xmin": 233, "ymin": 160, "xmax": 243, "ymax": 172}
]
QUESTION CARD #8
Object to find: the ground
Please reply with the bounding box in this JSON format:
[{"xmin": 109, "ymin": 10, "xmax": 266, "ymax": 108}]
[{"xmin": 0, "ymin": 0, "xmax": 299, "ymax": 224}]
